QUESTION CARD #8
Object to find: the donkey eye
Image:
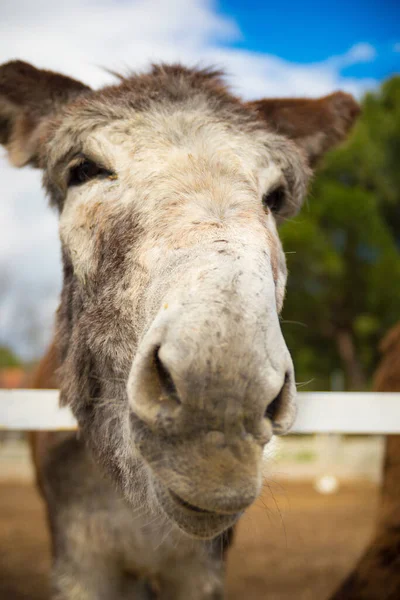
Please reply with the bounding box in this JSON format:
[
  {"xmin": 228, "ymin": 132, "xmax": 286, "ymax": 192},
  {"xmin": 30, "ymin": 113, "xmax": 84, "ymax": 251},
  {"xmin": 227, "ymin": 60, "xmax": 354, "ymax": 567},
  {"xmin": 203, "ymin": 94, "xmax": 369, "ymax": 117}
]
[
  {"xmin": 68, "ymin": 160, "xmax": 113, "ymax": 187},
  {"xmin": 262, "ymin": 186, "xmax": 286, "ymax": 214}
]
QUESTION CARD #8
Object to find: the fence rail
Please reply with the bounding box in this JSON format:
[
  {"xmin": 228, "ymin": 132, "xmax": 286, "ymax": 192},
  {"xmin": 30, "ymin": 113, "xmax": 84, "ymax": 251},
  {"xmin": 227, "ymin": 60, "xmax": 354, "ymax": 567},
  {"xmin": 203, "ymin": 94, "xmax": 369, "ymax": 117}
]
[{"xmin": 1, "ymin": 390, "xmax": 400, "ymax": 434}]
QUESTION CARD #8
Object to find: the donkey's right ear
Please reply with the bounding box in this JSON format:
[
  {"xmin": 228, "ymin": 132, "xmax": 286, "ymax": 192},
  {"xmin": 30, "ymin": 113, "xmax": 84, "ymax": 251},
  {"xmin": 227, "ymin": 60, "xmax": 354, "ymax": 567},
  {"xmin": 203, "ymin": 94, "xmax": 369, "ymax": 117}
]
[{"xmin": 0, "ymin": 60, "xmax": 90, "ymax": 167}]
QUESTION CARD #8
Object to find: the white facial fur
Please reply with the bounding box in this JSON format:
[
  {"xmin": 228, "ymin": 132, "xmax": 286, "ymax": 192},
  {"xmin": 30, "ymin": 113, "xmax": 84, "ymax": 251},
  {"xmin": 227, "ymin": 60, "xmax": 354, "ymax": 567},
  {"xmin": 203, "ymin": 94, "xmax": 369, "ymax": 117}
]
[{"xmin": 58, "ymin": 105, "xmax": 307, "ymax": 309}]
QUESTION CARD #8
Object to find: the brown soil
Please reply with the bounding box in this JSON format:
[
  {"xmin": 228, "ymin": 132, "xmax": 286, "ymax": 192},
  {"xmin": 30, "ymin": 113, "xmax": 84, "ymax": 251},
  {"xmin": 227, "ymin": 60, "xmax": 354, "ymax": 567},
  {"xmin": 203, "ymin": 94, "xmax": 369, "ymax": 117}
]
[{"xmin": 0, "ymin": 480, "xmax": 378, "ymax": 599}]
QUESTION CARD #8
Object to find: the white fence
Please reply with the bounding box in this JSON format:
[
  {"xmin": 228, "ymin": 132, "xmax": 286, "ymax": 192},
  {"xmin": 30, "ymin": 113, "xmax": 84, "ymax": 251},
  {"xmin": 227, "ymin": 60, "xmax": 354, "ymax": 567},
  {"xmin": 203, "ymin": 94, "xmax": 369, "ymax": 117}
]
[{"xmin": 1, "ymin": 390, "xmax": 400, "ymax": 434}]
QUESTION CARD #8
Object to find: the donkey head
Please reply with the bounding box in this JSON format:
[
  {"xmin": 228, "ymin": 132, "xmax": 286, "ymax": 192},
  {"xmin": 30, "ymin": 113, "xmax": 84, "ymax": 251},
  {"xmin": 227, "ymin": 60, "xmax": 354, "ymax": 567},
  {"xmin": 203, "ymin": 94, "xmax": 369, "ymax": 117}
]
[{"xmin": 0, "ymin": 61, "xmax": 359, "ymax": 538}]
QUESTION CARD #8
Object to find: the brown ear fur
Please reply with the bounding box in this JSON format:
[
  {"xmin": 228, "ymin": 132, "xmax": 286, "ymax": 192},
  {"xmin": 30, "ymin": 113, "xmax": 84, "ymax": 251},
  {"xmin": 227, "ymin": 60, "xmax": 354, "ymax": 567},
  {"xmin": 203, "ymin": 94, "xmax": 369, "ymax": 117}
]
[
  {"xmin": 0, "ymin": 60, "xmax": 90, "ymax": 167},
  {"xmin": 248, "ymin": 92, "xmax": 360, "ymax": 166}
]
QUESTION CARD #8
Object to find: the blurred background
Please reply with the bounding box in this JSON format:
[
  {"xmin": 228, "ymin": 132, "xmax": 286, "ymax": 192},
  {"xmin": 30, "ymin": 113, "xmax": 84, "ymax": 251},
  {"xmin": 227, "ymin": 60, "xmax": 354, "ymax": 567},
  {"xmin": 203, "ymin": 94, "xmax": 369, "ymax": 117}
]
[{"xmin": 0, "ymin": 1, "xmax": 399, "ymax": 599}]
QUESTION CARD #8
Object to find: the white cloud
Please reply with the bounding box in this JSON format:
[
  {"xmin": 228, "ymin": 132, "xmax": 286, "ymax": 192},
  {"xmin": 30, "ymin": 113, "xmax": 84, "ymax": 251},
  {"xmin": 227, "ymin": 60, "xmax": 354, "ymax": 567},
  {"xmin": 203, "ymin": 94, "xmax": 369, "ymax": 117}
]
[
  {"xmin": 0, "ymin": 0, "xmax": 378, "ymax": 358},
  {"xmin": 339, "ymin": 42, "xmax": 377, "ymax": 65},
  {"xmin": 0, "ymin": 0, "xmax": 376, "ymax": 96}
]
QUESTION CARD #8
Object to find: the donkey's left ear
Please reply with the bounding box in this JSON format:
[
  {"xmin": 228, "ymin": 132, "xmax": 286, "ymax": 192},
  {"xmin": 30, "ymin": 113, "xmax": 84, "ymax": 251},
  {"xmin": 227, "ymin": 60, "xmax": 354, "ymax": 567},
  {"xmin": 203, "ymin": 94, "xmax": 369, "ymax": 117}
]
[
  {"xmin": 247, "ymin": 92, "xmax": 360, "ymax": 166},
  {"xmin": 0, "ymin": 60, "xmax": 90, "ymax": 167}
]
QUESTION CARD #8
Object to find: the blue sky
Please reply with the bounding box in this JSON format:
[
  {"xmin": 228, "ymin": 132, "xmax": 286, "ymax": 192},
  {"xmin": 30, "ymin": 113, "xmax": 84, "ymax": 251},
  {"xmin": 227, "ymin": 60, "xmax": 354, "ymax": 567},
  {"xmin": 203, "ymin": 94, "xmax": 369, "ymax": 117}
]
[{"xmin": 218, "ymin": 0, "xmax": 399, "ymax": 81}]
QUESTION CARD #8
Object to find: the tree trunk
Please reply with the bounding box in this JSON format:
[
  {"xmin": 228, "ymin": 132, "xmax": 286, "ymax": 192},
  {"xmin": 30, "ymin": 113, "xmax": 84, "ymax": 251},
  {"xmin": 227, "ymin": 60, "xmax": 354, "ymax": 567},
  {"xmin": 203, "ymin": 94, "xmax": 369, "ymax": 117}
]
[{"xmin": 335, "ymin": 328, "xmax": 366, "ymax": 390}]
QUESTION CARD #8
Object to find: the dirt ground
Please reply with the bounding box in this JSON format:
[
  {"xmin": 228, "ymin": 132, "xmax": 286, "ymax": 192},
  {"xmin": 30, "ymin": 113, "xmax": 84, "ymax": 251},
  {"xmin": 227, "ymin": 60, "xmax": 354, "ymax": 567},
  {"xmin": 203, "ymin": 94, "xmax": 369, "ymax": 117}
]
[{"xmin": 0, "ymin": 480, "xmax": 379, "ymax": 600}]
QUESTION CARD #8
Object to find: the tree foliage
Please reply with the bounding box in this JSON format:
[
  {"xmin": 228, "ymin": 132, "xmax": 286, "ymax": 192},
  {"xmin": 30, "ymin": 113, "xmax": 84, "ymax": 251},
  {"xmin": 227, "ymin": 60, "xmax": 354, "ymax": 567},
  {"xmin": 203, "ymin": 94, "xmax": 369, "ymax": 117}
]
[
  {"xmin": 0, "ymin": 345, "xmax": 21, "ymax": 368},
  {"xmin": 281, "ymin": 76, "xmax": 400, "ymax": 391}
]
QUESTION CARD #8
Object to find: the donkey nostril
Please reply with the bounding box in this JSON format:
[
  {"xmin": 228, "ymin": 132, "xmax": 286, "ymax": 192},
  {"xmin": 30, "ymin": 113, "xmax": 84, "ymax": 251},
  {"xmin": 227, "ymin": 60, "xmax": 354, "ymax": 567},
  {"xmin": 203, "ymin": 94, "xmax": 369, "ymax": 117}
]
[
  {"xmin": 264, "ymin": 371, "xmax": 291, "ymax": 423},
  {"xmin": 265, "ymin": 388, "xmax": 283, "ymax": 422},
  {"xmin": 153, "ymin": 347, "xmax": 181, "ymax": 405}
]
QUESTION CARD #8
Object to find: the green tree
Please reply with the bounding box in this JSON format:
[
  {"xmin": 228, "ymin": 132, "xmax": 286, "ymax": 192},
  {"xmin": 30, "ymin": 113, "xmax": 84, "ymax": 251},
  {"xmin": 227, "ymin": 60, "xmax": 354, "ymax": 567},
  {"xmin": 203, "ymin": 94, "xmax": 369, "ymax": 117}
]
[
  {"xmin": 281, "ymin": 76, "xmax": 400, "ymax": 391},
  {"xmin": 0, "ymin": 345, "xmax": 22, "ymax": 368}
]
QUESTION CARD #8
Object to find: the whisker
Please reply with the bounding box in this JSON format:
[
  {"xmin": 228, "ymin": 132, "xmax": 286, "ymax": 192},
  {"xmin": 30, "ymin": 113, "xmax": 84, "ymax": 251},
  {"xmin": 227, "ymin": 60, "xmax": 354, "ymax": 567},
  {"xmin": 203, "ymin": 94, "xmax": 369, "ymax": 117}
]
[
  {"xmin": 88, "ymin": 373, "xmax": 126, "ymax": 384},
  {"xmin": 153, "ymin": 522, "xmax": 174, "ymax": 551},
  {"xmin": 264, "ymin": 480, "xmax": 288, "ymax": 550},
  {"xmin": 295, "ymin": 378, "xmax": 315, "ymax": 388},
  {"xmin": 279, "ymin": 319, "xmax": 307, "ymax": 327}
]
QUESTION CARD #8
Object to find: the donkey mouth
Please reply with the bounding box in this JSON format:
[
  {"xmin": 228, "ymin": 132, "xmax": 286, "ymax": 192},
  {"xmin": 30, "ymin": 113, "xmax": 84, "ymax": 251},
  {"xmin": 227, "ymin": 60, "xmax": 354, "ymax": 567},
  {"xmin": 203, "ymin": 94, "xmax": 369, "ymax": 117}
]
[
  {"xmin": 153, "ymin": 481, "xmax": 241, "ymax": 538},
  {"xmin": 169, "ymin": 491, "xmax": 218, "ymax": 515},
  {"xmin": 167, "ymin": 489, "xmax": 243, "ymax": 523}
]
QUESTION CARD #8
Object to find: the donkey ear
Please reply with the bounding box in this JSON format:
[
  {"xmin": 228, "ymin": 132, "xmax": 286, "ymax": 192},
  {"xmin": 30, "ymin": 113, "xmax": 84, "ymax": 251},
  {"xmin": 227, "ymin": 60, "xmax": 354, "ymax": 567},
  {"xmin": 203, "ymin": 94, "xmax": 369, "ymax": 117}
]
[
  {"xmin": 248, "ymin": 92, "xmax": 360, "ymax": 166},
  {"xmin": 0, "ymin": 60, "xmax": 90, "ymax": 167}
]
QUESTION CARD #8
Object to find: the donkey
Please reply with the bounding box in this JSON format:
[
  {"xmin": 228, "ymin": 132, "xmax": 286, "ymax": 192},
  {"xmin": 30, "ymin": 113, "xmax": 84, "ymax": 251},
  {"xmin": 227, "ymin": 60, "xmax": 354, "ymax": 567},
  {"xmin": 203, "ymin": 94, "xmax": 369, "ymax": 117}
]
[
  {"xmin": 0, "ymin": 60, "xmax": 359, "ymax": 599},
  {"xmin": 331, "ymin": 324, "xmax": 400, "ymax": 600}
]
